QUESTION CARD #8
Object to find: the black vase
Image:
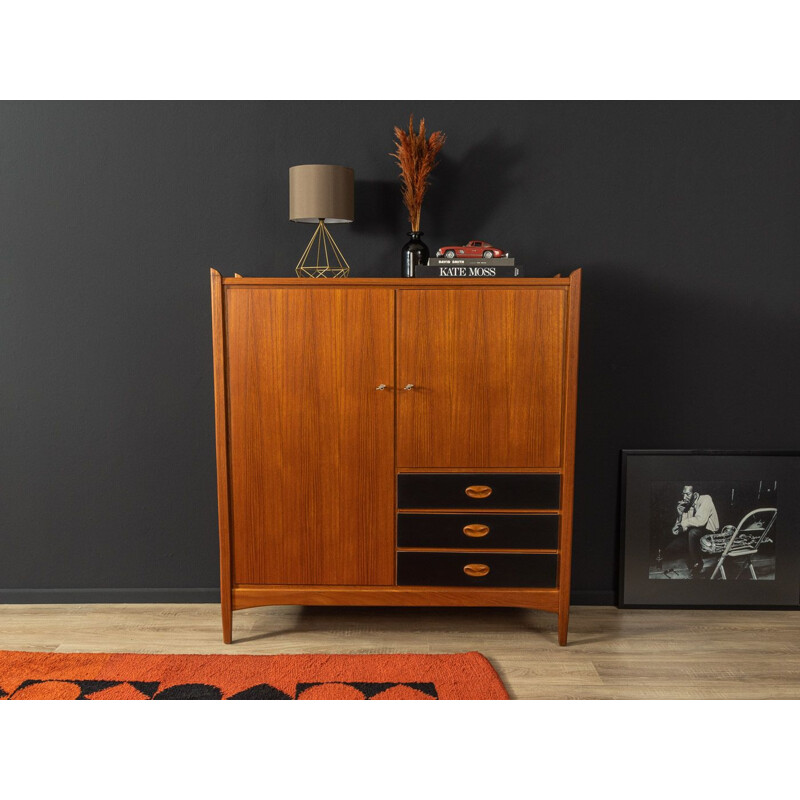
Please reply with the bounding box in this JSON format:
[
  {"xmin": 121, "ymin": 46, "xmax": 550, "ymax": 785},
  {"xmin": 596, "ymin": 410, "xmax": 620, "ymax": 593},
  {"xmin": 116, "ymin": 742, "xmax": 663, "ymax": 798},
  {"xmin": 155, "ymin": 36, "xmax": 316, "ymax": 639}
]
[{"xmin": 401, "ymin": 231, "xmax": 429, "ymax": 278}]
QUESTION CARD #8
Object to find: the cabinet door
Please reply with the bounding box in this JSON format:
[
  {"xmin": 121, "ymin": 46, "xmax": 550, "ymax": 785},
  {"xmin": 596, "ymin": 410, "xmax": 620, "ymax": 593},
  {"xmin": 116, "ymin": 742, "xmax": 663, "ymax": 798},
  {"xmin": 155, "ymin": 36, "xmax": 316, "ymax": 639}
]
[
  {"xmin": 226, "ymin": 288, "xmax": 395, "ymax": 585},
  {"xmin": 396, "ymin": 288, "xmax": 566, "ymax": 468}
]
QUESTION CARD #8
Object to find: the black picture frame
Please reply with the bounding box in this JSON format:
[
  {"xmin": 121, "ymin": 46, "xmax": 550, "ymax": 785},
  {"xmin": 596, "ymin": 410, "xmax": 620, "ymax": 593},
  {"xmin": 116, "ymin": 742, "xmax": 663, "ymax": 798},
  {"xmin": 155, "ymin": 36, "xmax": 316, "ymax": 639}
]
[{"xmin": 619, "ymin": 450, "xmax": 800, "ymax": 608}]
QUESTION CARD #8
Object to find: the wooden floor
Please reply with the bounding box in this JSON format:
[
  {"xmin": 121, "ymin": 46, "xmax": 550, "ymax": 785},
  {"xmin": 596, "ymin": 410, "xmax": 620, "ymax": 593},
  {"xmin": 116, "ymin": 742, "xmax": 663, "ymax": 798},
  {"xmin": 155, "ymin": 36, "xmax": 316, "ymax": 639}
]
[{"xmin": 1, "ymin": 603, "xmax": 799, "ymax": 699}]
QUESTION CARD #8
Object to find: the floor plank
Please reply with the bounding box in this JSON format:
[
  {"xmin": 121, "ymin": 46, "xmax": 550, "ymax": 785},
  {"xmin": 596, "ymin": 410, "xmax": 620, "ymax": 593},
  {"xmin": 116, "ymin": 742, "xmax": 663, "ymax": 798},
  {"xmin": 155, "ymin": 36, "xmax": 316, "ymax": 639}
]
[{"xmin": 1, "ymin": 604, "xmax": 798, "ymax": 699}]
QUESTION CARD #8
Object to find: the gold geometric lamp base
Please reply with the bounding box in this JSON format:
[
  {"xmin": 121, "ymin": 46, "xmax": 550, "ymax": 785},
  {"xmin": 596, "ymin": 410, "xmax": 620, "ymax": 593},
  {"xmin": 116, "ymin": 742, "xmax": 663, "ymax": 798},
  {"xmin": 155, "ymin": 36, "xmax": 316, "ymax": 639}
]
[
  {"xmin": 295, "ymin": 219, "xmax": 351, "ymax": 278},
  {"xmin": 289, "ymin": 164, "xmax": 355, "ymax": 279}
]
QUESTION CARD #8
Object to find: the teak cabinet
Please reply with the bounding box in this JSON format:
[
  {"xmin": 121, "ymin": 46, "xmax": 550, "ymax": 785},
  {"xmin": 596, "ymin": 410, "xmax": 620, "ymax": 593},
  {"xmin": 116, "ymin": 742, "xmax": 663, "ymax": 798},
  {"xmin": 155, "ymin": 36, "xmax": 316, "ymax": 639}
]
[{"xmin": 211, "ymin": 270, "xmax": 581, "ymax": 645}]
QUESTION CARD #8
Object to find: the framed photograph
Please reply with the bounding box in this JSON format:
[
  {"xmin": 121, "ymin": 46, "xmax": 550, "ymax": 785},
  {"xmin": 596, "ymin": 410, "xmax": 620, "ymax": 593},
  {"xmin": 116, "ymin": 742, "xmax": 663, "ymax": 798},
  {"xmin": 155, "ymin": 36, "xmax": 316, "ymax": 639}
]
[{"xmin": 619, "ymin": 451, "xmax": 800, "ymax": 608}]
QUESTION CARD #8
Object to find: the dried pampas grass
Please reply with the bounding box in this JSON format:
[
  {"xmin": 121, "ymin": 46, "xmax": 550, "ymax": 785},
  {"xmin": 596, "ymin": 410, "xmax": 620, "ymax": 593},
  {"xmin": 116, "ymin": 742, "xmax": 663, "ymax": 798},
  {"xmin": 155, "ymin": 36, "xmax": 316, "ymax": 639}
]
[{"xmin": 390, "ymin": 114, "xmax": 446, "ymax": 231}]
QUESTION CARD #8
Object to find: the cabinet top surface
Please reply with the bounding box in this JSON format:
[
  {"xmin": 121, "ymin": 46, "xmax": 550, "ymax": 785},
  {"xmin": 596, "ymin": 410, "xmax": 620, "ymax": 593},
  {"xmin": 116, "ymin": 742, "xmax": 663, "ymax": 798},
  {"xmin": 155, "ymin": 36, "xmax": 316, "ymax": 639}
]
[{"xmin": 211, "ymin": 269, "xmax": 580, "ymax": 287}]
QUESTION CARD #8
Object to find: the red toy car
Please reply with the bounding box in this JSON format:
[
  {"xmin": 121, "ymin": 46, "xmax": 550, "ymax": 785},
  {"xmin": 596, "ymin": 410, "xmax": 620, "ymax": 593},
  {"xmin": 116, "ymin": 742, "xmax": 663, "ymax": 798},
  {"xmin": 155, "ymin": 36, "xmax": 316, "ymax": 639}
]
[{"xmin": 435, "ymin": 240, "xmax": 507, "ymax": 259}]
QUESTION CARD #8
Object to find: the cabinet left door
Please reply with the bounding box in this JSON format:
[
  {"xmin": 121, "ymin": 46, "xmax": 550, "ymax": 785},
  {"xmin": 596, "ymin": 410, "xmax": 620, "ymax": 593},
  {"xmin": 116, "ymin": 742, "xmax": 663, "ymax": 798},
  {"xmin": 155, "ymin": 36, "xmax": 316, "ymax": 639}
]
[{"xmin": 225, "ymin": 287, "xmax": 396, "ymax": 586}]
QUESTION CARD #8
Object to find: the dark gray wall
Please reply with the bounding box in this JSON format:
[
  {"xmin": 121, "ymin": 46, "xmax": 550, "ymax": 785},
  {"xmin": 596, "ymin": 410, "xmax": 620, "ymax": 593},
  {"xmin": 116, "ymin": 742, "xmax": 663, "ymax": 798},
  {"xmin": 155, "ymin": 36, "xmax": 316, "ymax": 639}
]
[{"xmin": 1, "ymin": 101, "xmax": 799, "ymax": 603}]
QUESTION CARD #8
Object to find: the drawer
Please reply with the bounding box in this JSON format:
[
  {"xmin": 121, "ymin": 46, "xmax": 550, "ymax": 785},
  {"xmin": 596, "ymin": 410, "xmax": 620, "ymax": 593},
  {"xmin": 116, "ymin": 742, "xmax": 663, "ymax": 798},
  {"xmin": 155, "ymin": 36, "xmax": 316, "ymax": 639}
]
[
  {"xmin": 397, "ymin": 473, "xmax": 560, "ymax": 510},
  {"xmin": 397, "ymin": 552, "xmax": 558, "ymax": 588},
  {"xmin": 397, "ymin": 513, "xmax": 559, "ymax": 550}
]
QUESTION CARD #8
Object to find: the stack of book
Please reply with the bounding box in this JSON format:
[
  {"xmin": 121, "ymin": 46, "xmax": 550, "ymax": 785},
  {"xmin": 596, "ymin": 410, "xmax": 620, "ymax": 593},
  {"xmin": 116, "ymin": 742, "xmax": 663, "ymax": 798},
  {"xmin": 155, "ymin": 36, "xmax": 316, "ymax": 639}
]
[{"xmin": 415, "ymin": 257, "xmax": 522, "ymax": 278}]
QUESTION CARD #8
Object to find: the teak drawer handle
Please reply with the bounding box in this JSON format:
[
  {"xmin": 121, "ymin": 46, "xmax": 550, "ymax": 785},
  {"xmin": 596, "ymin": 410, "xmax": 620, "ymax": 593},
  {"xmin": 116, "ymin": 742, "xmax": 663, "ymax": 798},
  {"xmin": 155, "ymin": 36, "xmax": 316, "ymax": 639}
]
[
  {"xmin": 463, "ymin": 524, "xmax": 490, "ymax": 538},
  {"xmin": 465, "ymin": 485, "xmax": 492, "ymax": 499},
  {"xmin": 463, "ymin": 563, "xmax": 490, "ymax": 578}
]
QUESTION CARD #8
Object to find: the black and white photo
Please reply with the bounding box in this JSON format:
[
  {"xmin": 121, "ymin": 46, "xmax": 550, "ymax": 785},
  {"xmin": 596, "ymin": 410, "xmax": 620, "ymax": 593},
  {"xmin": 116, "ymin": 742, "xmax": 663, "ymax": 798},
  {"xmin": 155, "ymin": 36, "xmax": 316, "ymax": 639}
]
[
  {"xmin": 649, "ymin": 481, "xmax": 777, "ymax": 581},
  {"xmin": 620, "ymin": 451, "xmax": 800, "ymax": 608}
]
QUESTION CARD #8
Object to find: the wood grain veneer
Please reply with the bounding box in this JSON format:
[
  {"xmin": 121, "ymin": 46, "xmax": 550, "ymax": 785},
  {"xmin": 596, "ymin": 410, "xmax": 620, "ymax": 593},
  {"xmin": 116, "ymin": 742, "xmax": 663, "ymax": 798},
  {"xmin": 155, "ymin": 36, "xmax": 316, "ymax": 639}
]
[
  {"xmin": 557, "ymin": 269, "xmax": 581, "ymax": 645},
  {"xmin": 396, "ymin": 288, "xmax": 566, "ymax": 468},
  {"xmin": 210, "ymin": 269, "xmax": 233, "ymax": 643},
  {"xmin": 223, "ymin": 277, "xmax": 572, "ymax": 287},
  {"xmin": 210, "ymin": 270, "xmax": 582, "ymax": 645},
  {"xmin": 224, "ymin": 286, "xmax": 395, "ymax": 587},
  {"xmin": 231, "ymin": 584, "xmax": 561, "ymax": 612}
]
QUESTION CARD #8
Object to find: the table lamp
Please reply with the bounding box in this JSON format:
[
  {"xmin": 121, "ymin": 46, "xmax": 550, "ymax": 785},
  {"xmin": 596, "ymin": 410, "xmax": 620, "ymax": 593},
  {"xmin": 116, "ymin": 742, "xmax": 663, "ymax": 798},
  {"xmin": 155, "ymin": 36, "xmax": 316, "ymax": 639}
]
[{"xmin": 290, "ymin": 164, "xmax": 354, "ymax": 277}]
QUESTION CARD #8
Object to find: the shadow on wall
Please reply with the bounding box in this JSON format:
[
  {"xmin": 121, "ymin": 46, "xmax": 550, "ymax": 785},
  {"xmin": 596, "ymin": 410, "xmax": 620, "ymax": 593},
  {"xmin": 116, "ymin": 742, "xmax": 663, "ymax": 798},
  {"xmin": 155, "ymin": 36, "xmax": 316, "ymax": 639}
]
[
  {"xmin": 570, "ymin": 262, "xmax": 796, "ymax": 601},
  {"xmin": 582, "ymin": 261, "xmax": 793, "ymax": 446},
  {"xmin": 430, "ymin": 135, "xmax": 527, "ymax": 238},
  {"xmin": 352, "ymin": 178, "xmax": 404, "ymax": 272},
  {"xmin": 355, "ymin": 133, "xmax": 527, "ymax": 250},
  {"xmin": 355, "ymin": 179, "xmax": 398, "ymax": 237}
]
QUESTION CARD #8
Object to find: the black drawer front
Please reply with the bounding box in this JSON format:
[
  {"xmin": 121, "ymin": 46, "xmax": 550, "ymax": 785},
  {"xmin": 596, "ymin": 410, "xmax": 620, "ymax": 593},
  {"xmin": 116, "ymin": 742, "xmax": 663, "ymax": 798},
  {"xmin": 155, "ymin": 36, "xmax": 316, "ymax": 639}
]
[
  {"xmin": 397, "ymin": 513, "xmax": 559, "ymax": 550},
  {"xmin": 397, "ymin": 473, "xmax": 560, "ymax": 510},
  {"xmin": 397, "ymin": 552, "xmax": 558, "ymax": 588}
]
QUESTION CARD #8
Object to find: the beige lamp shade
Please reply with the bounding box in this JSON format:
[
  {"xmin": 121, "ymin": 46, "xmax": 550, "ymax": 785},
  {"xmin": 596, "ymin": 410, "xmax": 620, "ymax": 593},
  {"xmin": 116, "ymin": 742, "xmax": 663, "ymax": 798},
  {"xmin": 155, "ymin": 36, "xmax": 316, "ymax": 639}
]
[{"xmin": 289, "ymin": 164, "xmax": 354, "ymax": 223}]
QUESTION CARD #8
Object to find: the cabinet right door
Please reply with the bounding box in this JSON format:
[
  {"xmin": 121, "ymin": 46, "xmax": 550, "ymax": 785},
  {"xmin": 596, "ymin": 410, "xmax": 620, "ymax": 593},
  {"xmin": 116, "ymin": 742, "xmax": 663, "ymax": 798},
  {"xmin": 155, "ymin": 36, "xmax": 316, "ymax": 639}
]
[{"xmin": 396, "ymin": 288, "xmax": 567, "ymax": 469}]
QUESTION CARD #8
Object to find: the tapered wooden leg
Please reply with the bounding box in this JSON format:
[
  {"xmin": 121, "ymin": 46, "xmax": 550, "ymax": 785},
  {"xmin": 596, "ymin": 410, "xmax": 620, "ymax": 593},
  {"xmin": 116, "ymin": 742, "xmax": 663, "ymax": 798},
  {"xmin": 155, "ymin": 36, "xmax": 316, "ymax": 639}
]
[
  {"xmin": 558, "ymin": 604, "xmax": 570, "ymax": 646},
  {"xmin": 221, "ymin": 597, "xmax": 232, "ymax": 644}
]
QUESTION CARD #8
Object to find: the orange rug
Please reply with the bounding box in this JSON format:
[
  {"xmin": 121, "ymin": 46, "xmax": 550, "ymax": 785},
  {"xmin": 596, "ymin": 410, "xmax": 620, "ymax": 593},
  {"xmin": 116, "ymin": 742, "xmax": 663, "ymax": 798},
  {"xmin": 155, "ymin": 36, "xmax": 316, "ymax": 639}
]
[{"xmin": 0, "ymin": 650, "xmax": 508, "ymax": 700}]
